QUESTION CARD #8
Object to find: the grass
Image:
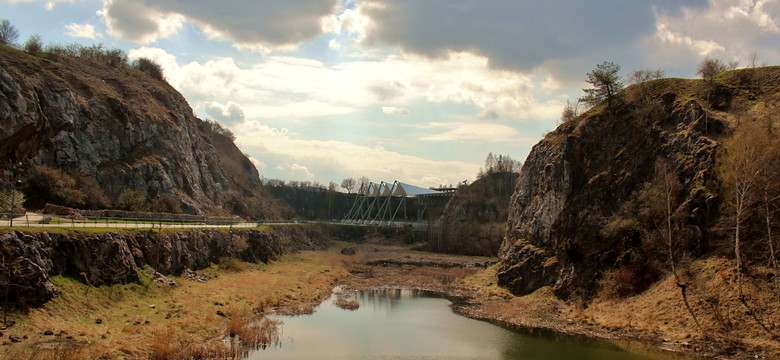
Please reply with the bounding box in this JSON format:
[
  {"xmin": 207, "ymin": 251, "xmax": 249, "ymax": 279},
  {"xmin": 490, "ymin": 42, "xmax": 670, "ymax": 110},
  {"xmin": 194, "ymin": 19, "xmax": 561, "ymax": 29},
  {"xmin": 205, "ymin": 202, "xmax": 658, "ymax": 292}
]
[{"xmin": 0, "ymin": 249, "xmax": 348, "ymax": 359}]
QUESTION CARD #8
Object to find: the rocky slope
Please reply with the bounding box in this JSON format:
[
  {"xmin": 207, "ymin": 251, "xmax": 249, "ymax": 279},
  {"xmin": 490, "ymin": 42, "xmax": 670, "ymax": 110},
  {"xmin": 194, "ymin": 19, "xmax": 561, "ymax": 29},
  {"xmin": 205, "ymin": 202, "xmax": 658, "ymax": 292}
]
[
  {"xmin": 498, "ymin": 67, "xmax": 780, "ymax": 298},
  {"xmin": 428, "ymin": 172, "xmax": 518, "ymax": 256},
  {"xmin": 0, "ymin": 227, "xmax": 326, "ymax": 307},
  {"xmin": 0, "ymin": 45, "xmax": 251, "ymax": 214}
]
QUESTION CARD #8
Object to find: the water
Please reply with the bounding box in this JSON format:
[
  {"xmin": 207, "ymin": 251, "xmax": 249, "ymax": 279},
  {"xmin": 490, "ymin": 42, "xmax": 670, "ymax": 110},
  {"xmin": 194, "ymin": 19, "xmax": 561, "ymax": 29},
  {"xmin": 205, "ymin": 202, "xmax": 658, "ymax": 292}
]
[{"xmin": 250, "ymin": 289, "xmax": 694, "ymax": 360}]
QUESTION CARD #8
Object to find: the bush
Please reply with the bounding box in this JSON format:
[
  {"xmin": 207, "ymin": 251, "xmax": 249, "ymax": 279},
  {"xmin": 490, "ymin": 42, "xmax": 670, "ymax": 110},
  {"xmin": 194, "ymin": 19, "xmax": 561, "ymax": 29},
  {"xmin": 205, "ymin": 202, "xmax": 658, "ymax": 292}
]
[
  {"xmin": 218, "ymin": 257, "xmax": 247, "ymax": 272},
  {"xmin": 150, "ymin": 194, "xmax": 181, "ymax": 214},
  {"xmin": 132, "ymin": 57, "xmax": 165, "ymax": 81},
  {"xmin": 600, "ymin": 263, "xmax": 658, "ymax": 299},
  {"xmin": 21, "ymin": 165, "xmax": 87, "ymax": 209},
  {"xmin": 116, "ymin": 189, "xmax": 147, "ymax": 211},
  {"xmin": 23, "ymin": 34, "xmax": 43, "ymax": 55}
]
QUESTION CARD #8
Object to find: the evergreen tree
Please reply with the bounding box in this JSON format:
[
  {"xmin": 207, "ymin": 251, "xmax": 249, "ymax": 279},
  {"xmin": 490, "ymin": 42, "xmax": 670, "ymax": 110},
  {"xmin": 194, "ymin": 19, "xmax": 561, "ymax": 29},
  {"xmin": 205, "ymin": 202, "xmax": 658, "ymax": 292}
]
[{"xmin": 580, "ymin": 61, "xmax": 624, "ymax": 106}]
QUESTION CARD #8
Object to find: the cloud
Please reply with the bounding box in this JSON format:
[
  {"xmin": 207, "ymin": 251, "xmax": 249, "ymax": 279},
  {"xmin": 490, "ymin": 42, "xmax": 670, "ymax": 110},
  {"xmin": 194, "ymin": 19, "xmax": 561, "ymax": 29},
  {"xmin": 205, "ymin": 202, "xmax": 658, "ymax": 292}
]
[
  {"xmin": 128, "ymin": 47, "xmax": 563, "ymax": 121},
  {"xmin": 99, "ymin": 0, "xmax": 184, "ymax": 43},
  {"xmin": 421, "ymin": 122, "xmax": 526, "ymax": 143},
  {"xmin": 99, "ymin": 0, "xmax": 337, "ymax": 47},
  {"xmin": 248, "ymin": 156, "xmax": 267, "ymax": 170},
  {"xmin": 233, "ymin": 120, "xmax": 478, "ymax": 186},
  {"xmin": 289, "ymin": 164, "xmax": 316, "ymax": 180},
  {"xmin": 381, "ymin": 106, "xmax": 410, "ymax": 116},
  {"xmin": 359, "ymin": 1, "xmax": 699, "ymax": 71},
  {"xmin": 204, "ymin": 101, "xmax": 246, "ymax": 125},
  {"xmin": 9, "ymin": 0, "xmax": 74, "ymax": 10},
  {"xmin": 64, "ymin": 23, "xmax": 99, "ymax": 39},
  {"xmin": 642, "ymin": 0, "xmax": 780, "ymax": 72}
]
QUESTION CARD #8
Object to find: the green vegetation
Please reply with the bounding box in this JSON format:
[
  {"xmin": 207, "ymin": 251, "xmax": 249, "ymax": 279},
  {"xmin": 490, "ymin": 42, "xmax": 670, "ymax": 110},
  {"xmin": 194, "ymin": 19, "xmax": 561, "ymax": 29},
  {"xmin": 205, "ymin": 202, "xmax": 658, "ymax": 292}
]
[{"xmin": 580, "ymin": 61, "xmax": 624, "ymax": 106}]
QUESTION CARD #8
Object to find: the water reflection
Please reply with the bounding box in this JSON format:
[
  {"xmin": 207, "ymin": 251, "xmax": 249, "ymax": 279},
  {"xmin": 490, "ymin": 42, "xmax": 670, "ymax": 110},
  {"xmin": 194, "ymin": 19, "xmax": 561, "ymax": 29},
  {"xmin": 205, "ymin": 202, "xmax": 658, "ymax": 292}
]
[{"xmin": 250, "ymin": 289, "xmax": 696, "ymax": 360}]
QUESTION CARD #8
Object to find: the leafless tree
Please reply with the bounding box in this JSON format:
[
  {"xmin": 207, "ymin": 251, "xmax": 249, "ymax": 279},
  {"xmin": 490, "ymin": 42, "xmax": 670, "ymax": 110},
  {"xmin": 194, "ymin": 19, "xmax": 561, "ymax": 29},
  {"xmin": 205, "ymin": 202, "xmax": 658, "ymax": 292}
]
[
  {"xmin": 718, "ymin": 122, "xmax": 778, "ymax": 337},
  {"xmin": 697, "ymin": 56, "xmax": 727, "ymax": 81},
  {"xmin": 340, "ymin": 177, "xmax": 357, "ymax": 194},
  {"xmin": 628, "ymin": 68, "xmax": 665, "ymax": 85},
  {"xmin": 0, "ymin": 19, "xmax": 19, "ymax": 46},
  {"xmin": 642, "ymin": 160, "xmax": 702, "ymax": 331}
]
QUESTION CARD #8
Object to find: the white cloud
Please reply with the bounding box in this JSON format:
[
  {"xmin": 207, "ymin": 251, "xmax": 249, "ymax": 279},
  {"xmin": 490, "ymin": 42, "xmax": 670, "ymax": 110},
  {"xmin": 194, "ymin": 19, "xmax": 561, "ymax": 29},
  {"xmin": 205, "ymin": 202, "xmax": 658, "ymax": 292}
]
[
  {"xmin": 289, "ymin": 164, "xmax": 316, "ymax": 180},
  {"xmin": 381, "ymin": 106, "xmax": 410, "ymax": 116},
  {"xmin": 9, "ymin": 0, "xmax": 73, "ymax": 10},
  {"xmin": 421, "ymin": 122, "xmax": 528, "ymax": 144},
  {"xmin": 646, "ymin": 0, "xmax": 780, "ymax": 69},
  {"xmin": 233, "ymin": 120, "xmax": 478, "ymax": 186},
  {"xmin": 64, "ymin": 23, "xmax": 99, "ymax": 39},
  {"xmin": 204, "ymin": 101, "xmax": 246, "ymax": 125},
  {"xmin": 128, "ymin": 47, "xmax": 563, "ymax": 122},
  {"xmin": 654, "ymin": 22, "xmax": 725, "ymax": 56},
  {"xmin": 248, "ymin": 156, "xmax": 267, "ymax": 170}
]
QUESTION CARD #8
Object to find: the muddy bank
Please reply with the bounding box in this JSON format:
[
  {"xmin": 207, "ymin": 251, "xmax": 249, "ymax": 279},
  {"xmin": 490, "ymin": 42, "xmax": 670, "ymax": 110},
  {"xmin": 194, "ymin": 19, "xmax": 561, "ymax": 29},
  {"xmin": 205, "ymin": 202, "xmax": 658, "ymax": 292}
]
[{"xmin": 0, "ymin": 226, "xmax": 326, "ymax": 306}]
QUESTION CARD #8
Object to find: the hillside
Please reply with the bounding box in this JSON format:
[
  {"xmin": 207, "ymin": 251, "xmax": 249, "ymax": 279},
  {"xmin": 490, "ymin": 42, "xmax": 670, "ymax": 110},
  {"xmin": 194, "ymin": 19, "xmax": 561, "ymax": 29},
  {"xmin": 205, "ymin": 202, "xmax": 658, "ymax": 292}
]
[
  {"xmin": 0, "ymin": 45, "xmax": 275, "ymax": 216},
  {"xmin": 427, "ymin": 171, "xmax": 518, "ymax": 256},
  {"xmin": 496, "ymin": 67, "xmax": 780, "ymax": 354}
]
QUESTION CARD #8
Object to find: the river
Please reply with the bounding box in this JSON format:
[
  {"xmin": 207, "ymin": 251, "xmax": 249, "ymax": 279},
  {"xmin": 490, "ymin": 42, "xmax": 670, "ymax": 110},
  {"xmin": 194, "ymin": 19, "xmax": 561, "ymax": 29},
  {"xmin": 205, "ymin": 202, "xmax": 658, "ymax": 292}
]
[{"xmin": 250, "ymin": 289, "xmax": 696, "ymax": 360}]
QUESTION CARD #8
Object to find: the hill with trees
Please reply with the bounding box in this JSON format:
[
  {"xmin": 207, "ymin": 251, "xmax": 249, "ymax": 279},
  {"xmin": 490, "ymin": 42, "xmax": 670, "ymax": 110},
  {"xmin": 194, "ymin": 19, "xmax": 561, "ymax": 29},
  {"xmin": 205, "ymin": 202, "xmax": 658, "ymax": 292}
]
[{"xmin": 497, "ymin": 63, "xmax": 779, "ymax": 352}]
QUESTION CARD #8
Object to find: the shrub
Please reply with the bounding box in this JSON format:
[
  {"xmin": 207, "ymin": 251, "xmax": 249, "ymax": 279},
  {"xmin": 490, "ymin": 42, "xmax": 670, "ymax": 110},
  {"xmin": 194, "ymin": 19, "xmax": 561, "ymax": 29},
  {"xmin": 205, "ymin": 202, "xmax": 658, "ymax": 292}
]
[
  {"xmin": 150, "ymin": 194, "xmax": 181, "ymax": 214},
  {"xmin": 600, "ymin": 263, "xmax": 658, "ymax": 299},
  {"xmin": 116, "ymin": 189, "xmax": 147, "ymax": 211},
  {"xmin": 23, "ymin": 34, "xmax": 43, "ymax": 55},
  {"xmin": 21, "ymin": 165, "xmax": 87, "ymax": 209},
  {"xmin": 132, "ymin": 57, "xmax": 165, "ymax": 81},
  {"xmin": 218, "ymin": 257, "xmax": 247, "ymax": 272}
]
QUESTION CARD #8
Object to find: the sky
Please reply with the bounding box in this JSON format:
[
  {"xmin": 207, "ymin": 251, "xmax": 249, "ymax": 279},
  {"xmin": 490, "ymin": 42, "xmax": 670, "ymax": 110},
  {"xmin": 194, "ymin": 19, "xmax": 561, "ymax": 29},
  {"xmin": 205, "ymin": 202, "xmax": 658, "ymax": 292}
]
[{"xmin": 2, "ymin": 0, "xmax": 780, "ymax": 188}]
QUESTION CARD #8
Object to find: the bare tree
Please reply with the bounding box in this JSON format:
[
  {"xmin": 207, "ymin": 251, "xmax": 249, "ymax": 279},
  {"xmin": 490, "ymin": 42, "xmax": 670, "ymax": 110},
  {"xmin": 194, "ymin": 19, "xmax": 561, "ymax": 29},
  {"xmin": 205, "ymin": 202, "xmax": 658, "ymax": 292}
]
[
  {"xmin": 718, "ymin": 122, "xmax": 778, "ymax": 337},
  {"xmin": 697, "ymin": 56, "xmax": 727, "ymax": 81},
  {"xmin": 340, "ymin": 177, "xmax": 357, "ymax": 194},
  {"xmin": 642, "ymin": 160, "xmax": 702, "ymax": 331},
  {"xmin": 0, "ymin": 19, "xmax": 19, "ymax": 46},
  {"xmin": 560, "ymin": 100, "xmax": 580, "ymax": 123},
  {"xmin": 628, "ymin": 68, "xmax": 665, "ymax": 85},
  {"xmin": 358, "ymin": 176, "xmax": 370, "ymax": 189}
]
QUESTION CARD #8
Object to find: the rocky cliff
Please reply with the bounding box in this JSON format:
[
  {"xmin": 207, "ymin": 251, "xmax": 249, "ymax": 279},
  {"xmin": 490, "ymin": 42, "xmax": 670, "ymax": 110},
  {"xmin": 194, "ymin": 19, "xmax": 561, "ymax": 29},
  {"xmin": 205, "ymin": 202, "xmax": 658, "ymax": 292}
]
[
  {"xmin": 0, "ymin": 227, "xmax": 326, "ymax": 306},
  {"xmin": 0, "ymin": 45, "xmax": 248, "ymax": 214},
  {"xmin": 498, "ymin": 67, "xmax": 780, "ymax": 298},
  {"xmin": 428, "ymin": 172, "xmax": 518, "ymax": 256}
]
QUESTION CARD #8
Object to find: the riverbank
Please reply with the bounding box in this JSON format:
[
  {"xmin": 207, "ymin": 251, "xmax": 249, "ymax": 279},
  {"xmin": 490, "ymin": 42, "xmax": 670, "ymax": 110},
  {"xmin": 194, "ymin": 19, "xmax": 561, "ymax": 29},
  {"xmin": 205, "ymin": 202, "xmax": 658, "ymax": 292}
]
[
  {"xmin": 1, "ymin": 240, "xmax": 777, "ymax": 359},
  {"xmin": 336, "ymin": 244, "xmax": 779, "ymax": 360}
]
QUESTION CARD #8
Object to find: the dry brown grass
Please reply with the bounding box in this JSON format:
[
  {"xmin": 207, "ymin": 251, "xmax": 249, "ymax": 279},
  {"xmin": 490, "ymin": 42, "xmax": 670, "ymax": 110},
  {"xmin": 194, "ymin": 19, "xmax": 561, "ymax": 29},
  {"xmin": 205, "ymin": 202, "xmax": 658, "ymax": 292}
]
[
  {"xmin": 586, "ymin": 257, "xmax": 780, "ymax": 356},
  {"xmin": 0, "ymin": 250, "xmax": 348, "ymax": 359}
]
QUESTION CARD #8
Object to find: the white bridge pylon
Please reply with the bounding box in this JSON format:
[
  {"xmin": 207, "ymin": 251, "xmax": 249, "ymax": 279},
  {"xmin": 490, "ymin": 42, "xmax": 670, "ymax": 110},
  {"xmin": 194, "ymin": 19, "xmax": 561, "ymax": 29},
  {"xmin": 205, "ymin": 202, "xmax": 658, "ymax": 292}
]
[{"xmin": 342, "ymin": 181, "xmax": 452, "ymax": 225}]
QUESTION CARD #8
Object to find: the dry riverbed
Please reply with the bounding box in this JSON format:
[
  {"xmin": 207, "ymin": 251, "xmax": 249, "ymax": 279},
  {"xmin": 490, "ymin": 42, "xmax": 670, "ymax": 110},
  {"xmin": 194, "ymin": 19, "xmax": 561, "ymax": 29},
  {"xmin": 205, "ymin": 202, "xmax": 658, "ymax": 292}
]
[{"xmin": 1, "ymin": 242, "xmax": 777, "ymax": 359}]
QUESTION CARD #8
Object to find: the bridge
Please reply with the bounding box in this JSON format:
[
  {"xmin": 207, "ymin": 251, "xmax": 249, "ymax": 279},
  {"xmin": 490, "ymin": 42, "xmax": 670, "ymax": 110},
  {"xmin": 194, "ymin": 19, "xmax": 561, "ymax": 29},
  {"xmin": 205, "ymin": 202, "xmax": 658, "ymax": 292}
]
[{"xmin": 342, "ymin": 181, "xmax": 455, "ymax": 226}]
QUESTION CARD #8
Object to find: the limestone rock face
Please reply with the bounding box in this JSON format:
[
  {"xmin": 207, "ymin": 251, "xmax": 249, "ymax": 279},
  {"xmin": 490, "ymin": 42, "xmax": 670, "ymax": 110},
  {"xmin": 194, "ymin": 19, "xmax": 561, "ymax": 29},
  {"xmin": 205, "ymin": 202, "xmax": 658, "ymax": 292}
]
[
  {"xmin": 0, "ymin": 47, "xmax": 230, "ymax": 213},
  {"xmin": 0, "ymin": 227, "xmax": 325, "ymax": 307},
  {"xmin": 497, "ymin": 79, "xmax": 727, "ymax": 298}
]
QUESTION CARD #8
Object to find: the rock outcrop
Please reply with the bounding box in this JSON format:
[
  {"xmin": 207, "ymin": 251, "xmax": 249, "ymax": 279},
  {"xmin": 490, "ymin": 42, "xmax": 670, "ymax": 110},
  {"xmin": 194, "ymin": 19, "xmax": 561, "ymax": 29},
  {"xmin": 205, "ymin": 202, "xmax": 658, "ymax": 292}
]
[
  {"xmin": 496, "ymin": 74, "xmax": 756, "ymax": 298},
  {"xmin": 0, "ymin": 227, "xmax": 326, "ymax": 306},
  {"xmin": 0, "ymin": 46, "xmax": 235, "ymax": 213}
]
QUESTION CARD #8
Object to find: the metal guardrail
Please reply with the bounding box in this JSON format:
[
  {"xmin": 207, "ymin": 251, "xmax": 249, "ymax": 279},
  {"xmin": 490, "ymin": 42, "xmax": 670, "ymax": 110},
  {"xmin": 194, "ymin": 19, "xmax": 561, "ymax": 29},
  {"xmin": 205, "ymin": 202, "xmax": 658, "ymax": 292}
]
[
  {"xmin": 0, "ymin": 213, "xmax": 433, "ymax": 230},
  {"xmin": 0, "ymin": 213, "xmax": 264, "ymax": 229}
]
